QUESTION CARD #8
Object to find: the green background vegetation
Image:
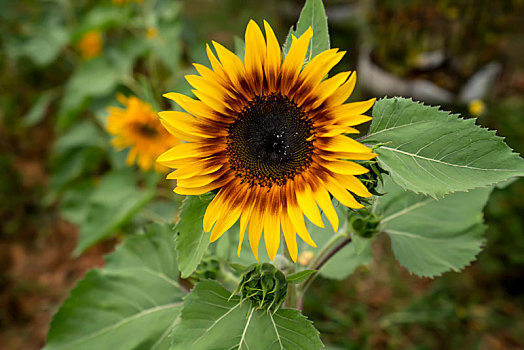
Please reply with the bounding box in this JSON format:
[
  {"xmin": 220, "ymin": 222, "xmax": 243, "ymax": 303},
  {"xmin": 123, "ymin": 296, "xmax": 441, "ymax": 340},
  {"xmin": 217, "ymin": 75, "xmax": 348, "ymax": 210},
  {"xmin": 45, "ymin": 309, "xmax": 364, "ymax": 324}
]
[{"xmin": 1, "ymin": 0, "xmax": 523, "ymax": 349}]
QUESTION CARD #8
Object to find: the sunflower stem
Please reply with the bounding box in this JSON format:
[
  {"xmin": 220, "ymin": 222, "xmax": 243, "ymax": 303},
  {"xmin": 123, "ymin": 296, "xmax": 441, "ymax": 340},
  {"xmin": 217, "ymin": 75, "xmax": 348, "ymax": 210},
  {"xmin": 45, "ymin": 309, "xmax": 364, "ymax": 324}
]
[
  {"xmin": 283, "ymin": 244, "xmax": 298, "ymax": 309},
  {"xmin": 297, "ymin": 235, "xmax": 353, "ymax": 311}
]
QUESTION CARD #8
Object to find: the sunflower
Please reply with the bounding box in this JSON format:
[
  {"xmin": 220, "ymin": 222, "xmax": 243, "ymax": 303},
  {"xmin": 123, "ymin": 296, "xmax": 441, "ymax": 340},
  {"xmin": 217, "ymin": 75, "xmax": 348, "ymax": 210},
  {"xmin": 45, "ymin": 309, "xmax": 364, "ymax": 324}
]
[
  {"xmin": 76, "ymin": 30, "xmax": 102, "ymax": 60},
  {"xmin": 106, "ymin": 95, "xmax": 179, "ymax": 172},
  {"xmin": 157, "ymin": 21, "xmax": 376, "ymax": 261}
]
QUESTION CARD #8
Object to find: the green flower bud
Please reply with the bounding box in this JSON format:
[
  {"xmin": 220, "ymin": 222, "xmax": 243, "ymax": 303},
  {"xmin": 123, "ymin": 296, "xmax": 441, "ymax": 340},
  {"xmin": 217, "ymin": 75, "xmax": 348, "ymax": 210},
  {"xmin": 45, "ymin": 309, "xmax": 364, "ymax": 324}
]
[
  {"xmin": 357, "ymin": 159, "xmax": 389, "ymax": 196},
  {"xmin": 349, "ymin": 207, "xmax": 381, "ymax": 238},
  {"xmin": 234, "ymin": 263, "xmax": 287, "ymax": 313}
]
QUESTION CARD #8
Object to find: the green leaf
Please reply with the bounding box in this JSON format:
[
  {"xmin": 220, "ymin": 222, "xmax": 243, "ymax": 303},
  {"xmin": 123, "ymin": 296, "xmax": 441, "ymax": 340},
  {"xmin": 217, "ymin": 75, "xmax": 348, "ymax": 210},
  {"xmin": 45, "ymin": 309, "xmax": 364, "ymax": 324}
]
[
  {"xmin": 283, "ymin": 0, "xmax": 330, "ymax": 59},
  {"xmin": 45, "ymin": 224, "xmax": 184, "ymax": 350},
  {"xmin": 73, "ymin": 4, "xmax": 132, "ymax": 40},
  {"xmin": 73, "ymin": 169, "xmax": 155, "ymax": 255},
  {"xmin": 150, "ymin": 23, "xmax": 182, "ymax": 74},
  {"xmin": 175, "ymin": 194, "xmax": 214, "ymax": 278},
  {"xmin": 50, "ymin": 119, "xmax": 107, "ymax": 193},
  {"xmin": 23, "ymin": 90, "xmax": 56, "ymax": 127},
  {"xmin": 19, "ymin": 22, "xmax": 69, "ymax": 66},
  {"xmin": 57, "ymin": 57, "xmax": 121, "ymax": 130},
  {"xmin": 375, "ymin": 177, "xmax": 493, "ymax": 277},
  {"xmin": 365, "ymin": 97, "xmax": 524, "ymax": 197},
  {"xmin": 286, "ymin": 270, "xmax": 316, "ymax": 284},
  {"xmin": 171, "ymin": 280, "xmax": 323, "ymax": 350},
  {"xmin": 60, "ymin": 179, "xmax": 96, "ymax": 225},
  {"xmin": 53, "ymin": 120, "xmax": 106, "ymax": 154},
  {"xmin": 319, "ymin": 235, "xmax": 373, "ymax": 280},
  {"xmin": 234, "ymin": 36, "xmax": 245, "ymax": 62}
]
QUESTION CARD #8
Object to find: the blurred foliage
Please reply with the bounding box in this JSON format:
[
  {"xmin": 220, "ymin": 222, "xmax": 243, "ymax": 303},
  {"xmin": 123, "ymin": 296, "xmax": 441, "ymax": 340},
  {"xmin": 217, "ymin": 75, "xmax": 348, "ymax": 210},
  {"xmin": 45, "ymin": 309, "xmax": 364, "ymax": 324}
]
[
  {"xmin": 1, "ymin": 0, "xmax": 523, "ymax": 349},
  {"xmin": 363, "ymin": 0, "xmax": 524, "ymax": 92}
]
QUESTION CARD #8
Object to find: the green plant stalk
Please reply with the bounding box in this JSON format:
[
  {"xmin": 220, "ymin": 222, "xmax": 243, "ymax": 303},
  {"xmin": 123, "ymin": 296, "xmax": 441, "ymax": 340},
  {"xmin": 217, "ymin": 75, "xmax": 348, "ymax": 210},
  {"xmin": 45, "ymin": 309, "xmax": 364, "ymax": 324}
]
[
  {"xmin": 283, "ymin": 243, "xmax": 297, "ymax": 308},
  {"xmin": 296, "ymin": 226, "xmax": 353, "ymax": 310}
]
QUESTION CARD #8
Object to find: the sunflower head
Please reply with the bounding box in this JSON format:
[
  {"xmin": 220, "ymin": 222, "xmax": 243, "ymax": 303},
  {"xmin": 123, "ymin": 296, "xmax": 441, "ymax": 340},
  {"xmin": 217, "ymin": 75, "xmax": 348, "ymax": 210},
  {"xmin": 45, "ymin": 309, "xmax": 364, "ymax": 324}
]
[
  {"xmin": 106, "ymin": 95, "xmax": 179, "ymax": 172},
  {"xmin": 158, "ymin": 20, "xmax": 377, "ymax": 262}
]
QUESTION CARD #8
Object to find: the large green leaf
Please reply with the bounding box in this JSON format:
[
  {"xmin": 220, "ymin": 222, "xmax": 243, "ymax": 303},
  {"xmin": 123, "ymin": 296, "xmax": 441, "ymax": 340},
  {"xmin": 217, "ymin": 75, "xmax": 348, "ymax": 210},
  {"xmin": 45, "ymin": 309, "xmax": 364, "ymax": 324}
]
[
  {"xmin": 171, "ymin": 280, "xmax": 322, "ymax": 350},
  {"xmin": 45, "ymin": 224, "xmax": 184, "ymax": 350},
  {"xmin": 375, "ymin": 177, "xmax": 492, "ymax": 277},
  {"xmin": 175, "ymin": 194, "xmax": 214, "ymax": 278},
  {"xmin": 283, "ymin": 0, "xmax": 330, "ymax": 59},
  {"xmin": 73, "ymin": 169, "xmax": 155, "ymax": 255},
  {"xmin": 365, "ymin": 98, "xmax": 524, "ymax": 197}
]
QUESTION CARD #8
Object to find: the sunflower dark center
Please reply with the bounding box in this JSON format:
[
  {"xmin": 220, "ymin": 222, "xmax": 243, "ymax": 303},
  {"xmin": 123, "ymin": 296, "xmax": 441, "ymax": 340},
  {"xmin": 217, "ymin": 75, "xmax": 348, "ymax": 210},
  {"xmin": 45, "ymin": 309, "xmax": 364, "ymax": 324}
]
[
  {"xmin": 134, "ymin": 122, "xmax": 158, "ymax": 137},
  {"xmin": 226, "ymin": 93, "xmax": 314, "ymax": 187}
]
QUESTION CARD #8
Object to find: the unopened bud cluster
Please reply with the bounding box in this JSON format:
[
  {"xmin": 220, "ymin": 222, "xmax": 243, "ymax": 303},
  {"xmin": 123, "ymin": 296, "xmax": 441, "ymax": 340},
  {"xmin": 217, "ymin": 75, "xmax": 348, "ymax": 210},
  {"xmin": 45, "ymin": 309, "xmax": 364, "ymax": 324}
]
[
  {"xmin": 358, "ymin": 159, "xmax": 389, "ymax": 196},
  {"xmin": 235, "ymin": 263, "xmax": 287, "ymax": 313},
  {"xmin": 350, "ymin": 208, "xmax": 381, "ymax": 238}
]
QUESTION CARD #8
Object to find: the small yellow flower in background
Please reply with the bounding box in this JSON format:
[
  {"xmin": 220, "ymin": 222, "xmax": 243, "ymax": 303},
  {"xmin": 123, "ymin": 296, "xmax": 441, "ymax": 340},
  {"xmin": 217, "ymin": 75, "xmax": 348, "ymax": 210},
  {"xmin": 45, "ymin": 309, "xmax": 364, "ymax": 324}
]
[
  {"xmin": 106, "ymin": 95, "xmax": 179, "ymax": 172},
  {"xmin": 468, "ymin": 99, "xmax": 486, "ymax": 117},
  {"xmin": 157, "ymin": 20, "xmax": 376, "ymax": 262},
  {"xmin": 77, "ymin": 31, "xmax": 103, "ymax": 60},
  {"xmin": 298, "ymin": 251, "xmax": 315, "ymax": 266},
  {"xmin": 146, "ymin": 27, "xmax": 158, "ymax": 40}
]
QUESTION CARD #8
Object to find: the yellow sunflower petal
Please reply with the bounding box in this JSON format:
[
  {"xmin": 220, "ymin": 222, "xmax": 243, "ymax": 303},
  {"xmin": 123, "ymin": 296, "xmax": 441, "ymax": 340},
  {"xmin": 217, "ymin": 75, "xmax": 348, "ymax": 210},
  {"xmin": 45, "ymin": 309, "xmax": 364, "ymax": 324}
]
[
  {"xmin": 295, "ymin": 180, "xmax": 325, "ymax": 228},
  {"xmin": 329, "ymin": 98, "xmax": 376, "ymax": 119},
  {"xmin": 248, "ymin": 198, "xmax": 266, "ymax": 261},
  {"xmin": 209, "ymin": 193, "xmax": 245, "ymax": 242},
  {"xmin": 334, "ymin": 114, "xmax": 373, "ymax": 127},
  {"xmin": 177, "ymin": 168, "xmax": 226, "ymax": 188},
  {"xmin": 263, "ymin": 188, "xmax": 282, "ymax": 260},
  {"xmin": 323, "ymin": 177, "xmax": 364, "ymax": 209},
  {"xmin": 322, "ymin": 151, "xmax": 377, "ymax": 161},
  {"xmin": 212, "ymin": 40, "xmax": 247, "ymax": 93},
  {"xmin": 159, "ymin": 111, "xmax": 224, "ymax": 138},
  {"xmin": 203, "ymin": 188, "xmax": 227, "ymax": 232},
  {"xmin": 327, "ymin": 71, "xmax": 357, "ymax": 106},
  {"xmin": 193, "ymin": 63, "xmax": 228, "ymax": 87},
  {"xmin": 205, "ymin": 44, "xmax": 227, "ymax": 81},
  {"xmin": 311, "ymin": 71, "xmax": 351, "ymax": 109},
  {"xmin": 321, "ymin": 135, "xmax": 373, "ymax": 154},
  {"xmin": 334, "ymin": 174, "xmax": 373, "ymax": 198},
  {"xmin": 174, "ymin": 175, "xmax": 231, "ymax": 196},
  {"xmin": 163, "ymin": 92, "xmax": 231, "ymax": 122},
  {"xmin": 167, "ymin": 162, "xmax": 222, "ymax": 180},
  {"xmin": 322, "ymin": 159, "xmax": 369, "ymax": 175},
  {"xmin": 192, "ymin": 89, "xmax": 231, "ymax": 115},
  {"xmin": 287, "ymin": 200, "xmax": 317, "ymax": 248},
  {"xmin": 157, "ymin": 142, "xmax": 222, "ymax": 163},
  {"xmin": 313, "ymin": 185, "xmax": 339, "ymax": 233},
  {"xmin": 238, "ymin": 187, "xmax": 258, "ymax": 256},
  {"xmin": 159, "ymin": 119, "xmax": 202, "ymax": 142},
  {"xmin": 244, "ymin": 20, "xmax": 266, "ymax": 89},
  {"xmin": 185, "ymin": 74, "xmax": 229, "ymax": 101},
  {"xmin": 281, "ymin": 27, "xmax": 313, "ymax": 92},
  {"xmin": 263, "ymin": 20, "xmax": 281, "ymax": 91},
  {"xmin": 281, "ymin": 214, "xmax": 298, "ymax": 262}
]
